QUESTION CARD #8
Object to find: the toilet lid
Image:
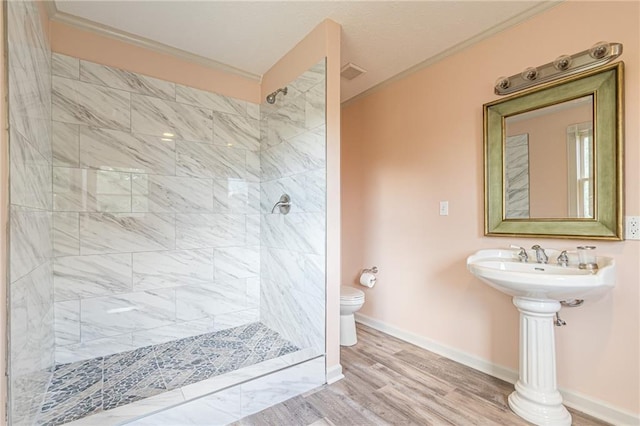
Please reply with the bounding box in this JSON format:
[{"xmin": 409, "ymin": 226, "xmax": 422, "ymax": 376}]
[{"xmin": 340, "ymin": 286, "xmax": 364, "ymax": 301}]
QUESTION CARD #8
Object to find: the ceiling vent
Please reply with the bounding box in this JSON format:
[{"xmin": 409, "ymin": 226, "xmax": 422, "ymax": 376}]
[{"xmin": 340, "ymin": 63, "xmax": 367, "ymax": 80}]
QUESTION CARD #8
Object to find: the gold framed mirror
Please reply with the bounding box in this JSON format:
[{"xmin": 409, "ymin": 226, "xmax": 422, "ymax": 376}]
[{"xmin": 484, "ymin": 62, "xmax": 624, "ymax": 240}]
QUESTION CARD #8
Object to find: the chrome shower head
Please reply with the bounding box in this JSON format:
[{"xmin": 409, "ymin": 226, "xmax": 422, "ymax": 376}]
[{"xmin": 266, "ymin": 87, "xmax": 288, "ymax": 104}]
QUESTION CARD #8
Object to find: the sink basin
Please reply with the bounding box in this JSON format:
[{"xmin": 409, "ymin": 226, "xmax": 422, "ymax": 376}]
[
  {"xmin": 467, "ymin": 248, "xmax": 615, "ymax": 301},
  {"xmin": 467, "ymin": 248, "xmax": 616, "ymax": 426}
]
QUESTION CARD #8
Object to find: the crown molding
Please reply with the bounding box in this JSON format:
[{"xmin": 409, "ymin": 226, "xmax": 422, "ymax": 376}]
[
  {"xmin": 48, "ymin": 4, "xmax": 261, "ymax": 82},
  {"xmin": 341, "ymin": 1, "xmax": 563, "ymax": 107}
]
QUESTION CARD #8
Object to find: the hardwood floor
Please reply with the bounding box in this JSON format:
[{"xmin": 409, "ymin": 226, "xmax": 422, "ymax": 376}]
[{"xmin": 233, "ymin": 323, "xmax": 610, "ymax": 426}]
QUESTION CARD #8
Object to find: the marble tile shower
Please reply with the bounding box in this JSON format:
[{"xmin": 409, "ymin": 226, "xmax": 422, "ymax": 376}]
[
  {"xmin": 260, "ymin": 61, "xmax": 327, "ymax": 355},
  {"xmin": 7, "ymin": 1, "xmax": 54, "ymax": 424},
  {"xmin": 51, "ymin": 53, "xmax": 262, "ymax": 363}
]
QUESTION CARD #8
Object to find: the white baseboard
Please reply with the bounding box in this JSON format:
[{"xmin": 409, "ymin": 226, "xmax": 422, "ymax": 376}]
[
  {"xmin": 326, "ymin": 363, "xmax": 344, "ymax": 385},
  {"xmin": 355, "ymin": 313, "xmax": 639, "ymax": 426}
]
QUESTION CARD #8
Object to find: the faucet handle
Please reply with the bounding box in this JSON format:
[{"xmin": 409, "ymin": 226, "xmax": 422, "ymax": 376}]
[
  {"xmin": 510, "ymin": 245, "xmax": 528, "ymax": 262},
  {"xmin": 557, "ymin": 250, "xmax": 569, "ymax": 267}
]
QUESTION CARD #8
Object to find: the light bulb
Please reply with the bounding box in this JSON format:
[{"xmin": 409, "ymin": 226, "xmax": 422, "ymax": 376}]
[
  {"xmin": 521, "ymin": 67, "xmax": 538, "ymax": 81},
  {"xmin": 589, "ymin": 41, "xmax": 610, "ymax": 59},
  {"xmin": 553, "ymin": 55, "xmax": 572, "ymax": 71},
  {"xmin": 494, "ymin": 76, "xmax": 510, "ymax": 91}
]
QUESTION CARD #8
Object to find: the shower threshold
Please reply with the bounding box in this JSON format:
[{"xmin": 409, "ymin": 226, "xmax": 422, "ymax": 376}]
[{"xmin": 37, "ymin": 322, "xmax": 301, "ymax": 426}]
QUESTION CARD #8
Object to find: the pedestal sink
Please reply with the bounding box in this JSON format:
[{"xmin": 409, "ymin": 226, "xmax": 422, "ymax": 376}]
[{"xmin": 467, "ymin": 248, "xmax": 615, "ymax": 426}]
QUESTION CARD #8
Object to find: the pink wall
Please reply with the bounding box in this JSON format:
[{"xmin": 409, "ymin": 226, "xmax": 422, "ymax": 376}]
[
  {"xmin": 508, "ymin": 103, "xmax": 592, "ymax": 217},
  {"xmin": 342, "ymin": 1, "xmax": 639, "ymax": 417},
  {"xmin": 50, "ymin": 21, "xmax": 261, "ymax": 103},
  {"xmin": 263, "ymin": 19, "xmax": 343, "ymax": 371}
]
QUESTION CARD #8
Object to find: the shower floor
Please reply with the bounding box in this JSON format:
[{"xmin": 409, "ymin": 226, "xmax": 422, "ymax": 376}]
[{"xmin": 37, "ymin": 322, "xmax": 299, "ymax": 426}]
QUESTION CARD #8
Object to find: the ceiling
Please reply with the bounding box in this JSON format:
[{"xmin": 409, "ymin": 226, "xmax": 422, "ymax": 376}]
[{"xmin": 53, "ymin": 1, "xmax": 557, "ymax": 102}]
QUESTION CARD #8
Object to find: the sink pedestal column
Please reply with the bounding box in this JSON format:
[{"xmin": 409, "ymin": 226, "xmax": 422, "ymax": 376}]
[{"xmin": 508, "ymin": 297, "xmax": 571, "ymax": 426}]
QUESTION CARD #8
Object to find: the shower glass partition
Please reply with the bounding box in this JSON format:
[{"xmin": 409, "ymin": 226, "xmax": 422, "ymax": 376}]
[{"xmin": 6, "ymin": 2, "xmax": 326, "ymax": 422}]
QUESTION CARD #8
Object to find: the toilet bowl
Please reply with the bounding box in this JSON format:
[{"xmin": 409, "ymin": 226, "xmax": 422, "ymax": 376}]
[{"xmin": 340, "ymin": 286, "xmax": 365, "ymax": 346}]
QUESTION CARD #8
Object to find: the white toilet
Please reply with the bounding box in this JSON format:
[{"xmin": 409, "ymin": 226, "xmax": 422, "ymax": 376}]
[{"xmin": 340, "ymin": 286, "xmax": 365, "ymax": 346}]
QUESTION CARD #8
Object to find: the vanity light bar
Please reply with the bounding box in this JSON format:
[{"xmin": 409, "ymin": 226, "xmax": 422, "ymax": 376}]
[{"xmin": 494, "ymin": 41, "xmax": 623, "ymax": 95}]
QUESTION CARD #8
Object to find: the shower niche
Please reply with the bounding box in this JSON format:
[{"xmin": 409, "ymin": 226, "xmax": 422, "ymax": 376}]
[{"xmin": 6, "ymin": 2, "xmax": 327, "ymax": 423}]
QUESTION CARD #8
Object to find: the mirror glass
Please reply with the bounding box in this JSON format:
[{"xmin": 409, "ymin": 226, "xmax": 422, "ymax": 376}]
[
  {"xmin": 484, "ymin": 63, "xmax": 623, "ymax": 240},
  {"xmin": 504, "ymin": 95, "xmax": 594, "ymax": 219}
]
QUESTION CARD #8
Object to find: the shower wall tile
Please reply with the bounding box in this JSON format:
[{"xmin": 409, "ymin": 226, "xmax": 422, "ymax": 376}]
[
  {"xmin": 131, "ymin": 93, "xmax": 213, "ymax": 142},
  {"xmin": 176, "ymin": 84, "xmax": 247, "ymax": 116},
  {"xmin": 54, "ymin": 300, "xmax": 81, "ymax": 346},
  {"xmin": 246, "ymin": 150, "xmax": 260, "ymax": 182},
  {"xmin": 79, "ymin": 213, "xmax": 175, "ymax": 255},
  {"xmin": 132, "ymin": 249, "xmax": 214, "ymax": 290},
  {"xmin": 246, "ymin": 215, "xmax": 260, "ymax": 246},
  {"xmin": 176, "ymin": 140, "xmax": 246, "ymax": 179},
  {"xmin": 8, "ymin": 2, "xmax": 54, "ymax": 422},
  {"xmin": 246, "ymin": 278, "xmax": 260, "ymax": 307},
  {"xmin": 261, "ymin": 247, "xmax": 305, "ymax": 289},
  {"xmin": 290, "ymin": 62, "xmax": 326, "ymax": 93},
  {"xmin": 52, "ymin": 53, "xmax": 79, "ymax": 79},
  {"xmin": 176, "ymin": 213, "xmax": 245, "ymax": 249},
  {"xmin": 262, "ymin": 95, "xmax": 307, "ymax": 148},
  {"xmin": 53, "ymin": 212, "xmax": 80, "ymax": 257},
  {"xmin": 214, "ymin": 246, "xmax": 260, "ymax": 280},
  {"xmin": 10, "ymin": 128, "xmax": 52, "ymax": 210},
  {"xmin": 261, "ymin": 125, "xmax": 326, "ymax": 180},
  {"xmin": 214, "ymin": 308, "xmax": 260, "ymax": 331},
  {"xmin": 259, "ymin": 60, "xmax": 326, "ymax": 351},
  {"xmin": 10, "ymin": 261, "xmax": 54, "ymax": 376},
  {"xmin": 53, "ymin": 167, "xmax": 132, "ymax": 212},
  {"xmin": 304, "ymin": 253, "xmax": 326, "ymax": 301},
  {"xmin": 80, "ymin": 127, "xmax": 176, "ymax": 175},
  {"xmin": 52, "ymin": 76, "xmax": 131, "ymax": 130},
  {"xmin": 10, "ymin": 206, "xmax": 52, "ymax": 282},
  {"xmin": 80, "ymin": 60, "xmax": 176, "ymax": 100},
  {"xmin": 53, "ymin": 121, "xmax": 80, "ymax": 167},
  {"xmin": 305, "ymin": 81, "xmax": 326, "ymax": 130},
  {"xmin": 261, "ymin": 212, "xmax": 324, "ymax": 255},
  {"xmin": 132, "ymin": 174, "xmax": 213, "ymax": 213},
  {"xmin": 132, "ymin": 318, "xmax": 215, "ymax": 347},
  {"xmin": 8, "ymin": 63, "xmax": 52, "ymax": 162},
  {"xmin": 81, "ymin": 289, "xmax": 176, "ymax": 341},
  {"xmin": 213, "ymin": 112, "xmax": 260, "ymax": 151},
  {"xmin": 54, "ymin": 253, "xmax": 133, "ymax": 300},
  {"xmin": 246, "ymin": 103, "xmax": 260, "ymax": 121},
  {"xmin": 175, "ymin": 280, "xmax": 247, "ymax": 321},
  {"xmin": 56, "ymin": 334, "xmax": 137, "ymax": 365},
  {"xmin": 213, "ymin": 178, "xmax": 249, "ymax": 213},
  {"xmin": 48, "ymin": 55, "xmax": 263, "ymax": 359}
]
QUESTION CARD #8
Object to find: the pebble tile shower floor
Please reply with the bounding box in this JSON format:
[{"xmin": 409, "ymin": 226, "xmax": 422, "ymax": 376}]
[{"xmin": 37, "ymin": 322, "xmax": 299, "ymax": 425}]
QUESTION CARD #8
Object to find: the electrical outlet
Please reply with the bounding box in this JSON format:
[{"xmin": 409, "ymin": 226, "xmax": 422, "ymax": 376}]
[{"xmin": 626, "ymin": 216, "xmax": 640, "ymax": 240}]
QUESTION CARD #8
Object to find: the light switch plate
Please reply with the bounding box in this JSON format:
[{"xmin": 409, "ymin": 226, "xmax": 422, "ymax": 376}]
[{"xmin": 439, "ymin": 201, "xmax": 449, "ymax": 216}]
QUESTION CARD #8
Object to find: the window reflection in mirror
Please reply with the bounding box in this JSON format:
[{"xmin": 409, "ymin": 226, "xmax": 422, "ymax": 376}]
[{"xmin": 504, "ymin": 95, "xmax": 594, "ymax": 219}]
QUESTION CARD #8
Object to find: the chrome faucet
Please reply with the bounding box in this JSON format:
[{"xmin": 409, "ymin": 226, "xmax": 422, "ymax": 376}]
[
  {"xmin": 557, "ymin": 250, "xmax": 569, "ymax": 267},
  {"xmin": 531, "ymin": 245, "xmax": 548, "ymax": 264}
]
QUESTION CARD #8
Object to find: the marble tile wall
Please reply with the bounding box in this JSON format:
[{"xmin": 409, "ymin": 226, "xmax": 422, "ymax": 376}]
[
  {"xmin": 7, "ymin": 1, "xmax": 55, "ymax": 424},
  {"xmin": 259, "ymin": 60, "xmax": 327, "ymax": 355},
  {"xmin": 505, "ymin": 134, "xmax": 530, "ymax": 218},
  {"xmin": 51, "ymin": 53, "xmax": 262, "ymax": 363}
]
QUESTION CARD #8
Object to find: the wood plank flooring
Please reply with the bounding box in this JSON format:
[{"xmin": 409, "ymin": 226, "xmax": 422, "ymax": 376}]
[{"xmin": 233, "ymin": 323, "xmax": 610, "ymax": 426}]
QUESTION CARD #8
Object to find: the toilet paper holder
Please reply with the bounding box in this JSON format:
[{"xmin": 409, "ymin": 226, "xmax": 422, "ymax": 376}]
[{"xmin": 362, "ymin": 266, "xmax": 378, "ymax": 274}]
